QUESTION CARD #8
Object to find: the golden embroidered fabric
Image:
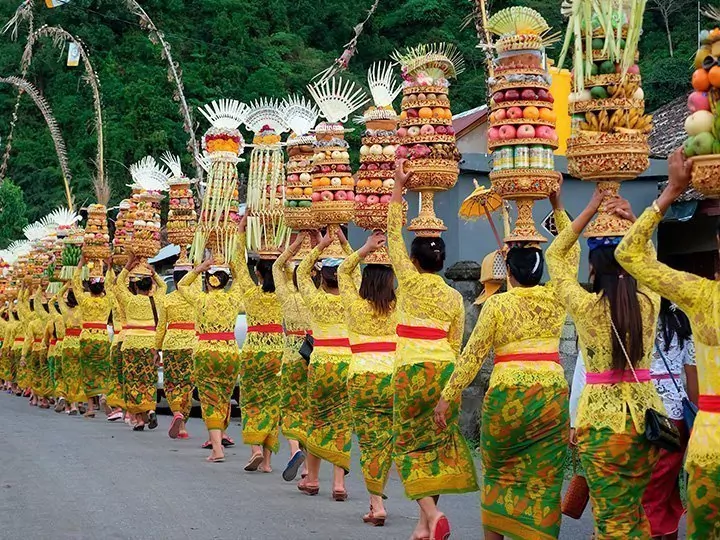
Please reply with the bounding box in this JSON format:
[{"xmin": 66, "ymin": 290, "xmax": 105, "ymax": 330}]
[
  {"xmin": 616, "ymin": 208, "xmax": 720, "ymax": 469},
  {"xmin": 58, "ymin": 294, "xmax": 82, "ymax": 350},
  {"xmin": 298, "ymin": 245, "xmax": 351, "ymax": 360},
  {"xmin": 442, "ymin": 211, "xmax": 577, "ymax": 403},
  {"xmin": 72, "ymin": 267, "xmax": 112, "ymax": 342},
  {"xmin": 115, "ymin": 268, "xmax": 166, "ymax": 351},
  {"xmin": 177, "ymin": 261, "xmax": 244, "ymax": 354},
  {"xmin": 155, "ymin": 287, "xmax": 199, "ymax": 351},
  {"xmin": 272, "ymin": 247, "xmax": 312, "ymax": 333},
  {"xmin": 235, "ymin": 234, "xmax": 284, "ymax": 351},
  {"xmin": 106, "ymin": 270, "xmax": 127, "ymax": 342},
  {"xmin": 387, "ymin": 202, "xmax": 465, "ymax": 367},
  {"xmin": 546, "ymin": 224, "xmax": 663, "ymax": 434},
  {"xmin": 338, "ymin": 250, "xmax": 396, "ymax": 375}
]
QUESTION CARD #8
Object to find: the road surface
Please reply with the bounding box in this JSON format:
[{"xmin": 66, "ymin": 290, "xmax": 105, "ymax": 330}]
[{"xmin": 0, "ymin": 393, "xmax": 682, "ymax": 539}]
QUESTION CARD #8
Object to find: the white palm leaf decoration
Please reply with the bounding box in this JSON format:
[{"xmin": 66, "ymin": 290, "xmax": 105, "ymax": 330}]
[
  {"xmin": 160, "ymin": 152, "xmax": 185, "ymax": 179},
  {"xmin": 368, "ymin": 62, "xmax": 402, "ymax": 107},
  {"xmin": 42, "ymin": 207, "xmax": 80, "ymax": 228},
  {"xmin": 6, "ymin": 240, "xmax": 30, "ymax": 260},
  {"xmin": 23, "ymin": 222, "xmax": 48, "ymax": 242},
  {"xmin": 128, "ymin": 156, "xmax": 171, "ymax": 192},
  {"xmin": 391, "ymin": 43, "xmax": 465, "ymax": 80},
  {"xmin": 281, "ymin": 94, "xmax": 319, "ymax": 136},
  {"xmin": 244, "ymin": 98, "xmax": 288, "ymax": 135},
  {"xmin": 196, "ymin": 152, "xmax": 213, "ymax": 174},
  {"xmin": 198, "ymin": 99, "xmax": 249, "ymax": 129},
  {"xmin": 307, "ymin": 77, "xmax": 369, "ymax": 123}
]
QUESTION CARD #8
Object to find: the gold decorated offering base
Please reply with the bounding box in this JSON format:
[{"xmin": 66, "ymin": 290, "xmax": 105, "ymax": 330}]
[
  {"xmin": 689, "ymin": 155, "xmax": 720, "ymax": 199},
  {"xmin": 490, "ymin": 169, "xmax": 561, "ymax": 201},
  {"xmin": 567, "ymin": 131, "xmax": 649, "ymax": 181},
  {"xmin": 584, "ymin": 181, "xmax": 632, "ymax": 238},
  {"xmin": 404, "ymin": 158, "xmax": 459, "ymax": 192},
  {"xmin": 292, "ymin": 232, "xmax": 317, "ymax": 262},
  {"xmin": 407, "ymin": 192, "xmax": 446, "ymax": 237},
  {"xmin": 284, "ymin": 206, "xmax": 317, "ymax": 231},
  {"xmin": 312, "ymin": 200, "xmax": 355, "ymax": 225},
  {"xmin": 504, "ymin": 198, "xmax": 547, "ymax": 243},
  {"xmin": 258, "ymin": 248, "xmax": 281, "ymax": 260},
  {"xmin": 364, "ymin": 245, "xmax": 391, "ymax": 265},
  {"xmin": 321, "ymin": 224, "xmax": 349, "ymax": 259}
]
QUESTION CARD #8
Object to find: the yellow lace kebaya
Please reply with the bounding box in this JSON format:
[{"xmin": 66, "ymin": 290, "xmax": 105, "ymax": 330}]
[
  {"xmin": 338, "ymin": 249, "xmax": 395, "ymax": 497},
  {"xmin": 58, "ymin": 289, "xmax": 85, "ymax": 403},
  {"xmin": 272, "ymin": 247, "xmax": 312, "ymax": 446},
  {"xmin": 387, "ymin": 201, "xmax": 478, "ymax": 500},
  {"xmin": 23, "ymin": 292, "xmax": 51, "ymax": 398},
  {"xmin": 45, "ymin": 302, "xmax": 66, "ymax": 398},
  {"xmin": 441, "ymin": 210, "xmax": 577, "ymax": 540},
  {"xmin": 616, "ymin": 208, "xmax": 720, "ymax": 539},
  {"xmin": 13, "ymin": 293, "xmax": 33, "ymax": 389},
  {"xmin": 105, "ymin": 269, "xmax": 127, "ymax": 409},
  {"xmin": 235, "ymin": 233, "xmax": 284, "ymax": 452},
  {"xmin": 297, "ymin": 244, "xmax": 354, "ymax": 471}
]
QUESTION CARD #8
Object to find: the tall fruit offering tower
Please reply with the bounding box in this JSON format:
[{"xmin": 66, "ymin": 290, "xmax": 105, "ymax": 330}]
[
  {"xmin": 307, "ymin": 77, "xmax": 369, "ymax": 258},
  {"xmin": 161, "ymin": 152, "xmax": 198, "ymax": 265},
  {"xmin": 192, "ymin": 100, "xmax": 249, "ymax": 266},
  {"xmin": 393, "ymin": 43, "xmax": 464, "ymax": 237},
  {"xmin": 559, "ymin": 0, "xmax": 651, "ymax": 236}
]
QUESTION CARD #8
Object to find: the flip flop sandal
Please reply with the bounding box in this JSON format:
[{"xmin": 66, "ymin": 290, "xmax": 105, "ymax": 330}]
[
  {"xmin": 332, "ymin": 490, "xmax": 348, "ymax": 502},
  {"xmin": 244, "ymin": 454, "xmax": 263, "ymax": 472},
  {"xmin": 168, "ymin": 413, "xmax": 183, "ymax": 439},
  {"xmin": 177, "ymin": 432, "xmax": 190, "ymax": 439},
  {"xmin": 147, "ymin": 411, "xmax": 158, "ymax": 430},
  {"xmin": 432, "ymin": 515, "xmax": 450, "ymax": 540},
  {"xmin": 298, "ymin": 484, "xmax": 319, "ymax": 496},
  {"xmin": 207, "ymin": 456, "xmax": 225, "ymax": 463},
  {"xmin": 221, "ymin": 436, "xmax": 235, "ymax": 447},
  {"xmin": 68, "ymin": 409, "xmax": 78, "ymax": 416},
  {"xmin": 201, "ymin": 440, "xmax": 212, "ymax": 449},
  {"xmin": 282, "ymin": 450, "xmax": 306, "ymax": 482},
  {"xmin": 133, "ymin": 424, "xmax": 145, "ymax": 431}
]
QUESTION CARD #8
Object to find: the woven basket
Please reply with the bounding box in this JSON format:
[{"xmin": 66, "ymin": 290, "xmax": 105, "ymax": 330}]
[
  {"xmin": 566, "ymin": 131, "xmax": 649, "ymax": 181},
  {"xmin": 404, "ymin": 158, "xmax": 459, "ymax": 192},
  {"xmin": 690, "ymin": 154, "xmax": 720, "ymax": 199}
]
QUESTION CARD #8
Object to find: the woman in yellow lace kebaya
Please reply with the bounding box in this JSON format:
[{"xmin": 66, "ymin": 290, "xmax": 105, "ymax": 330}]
[
  {"xmin": 23, "ymin": 289, "xmax": 51, "ymax": 408},
  {"xmin": 0, "ymin": 306, "xmax": 9, "ymax": 389},
  {"xmin": 296, "ymin": 230, "xmax": 355, "ymax": 500},
  {"xmin": 155, "ymin": 263, "xmax": 197, "ymax": 439},
  {"xmin": 234, "ymin": 223, "xmax": 284, "ymax": 473},
  {"xmin": 104, "ymin": 268, "xmax": 127, "ymax": 421},
  {"xmin": 435, "ymin": 188, "xmax": 577, "ymax": 540},
  {"xmin": 177, "ymin": 253, "xmax": 244, "ymax": 462},
  {"xmin": 46, "ymin": 297, "xmax": 66, "ymax": 413},
  {"xmin": 272, "ymin": 236, "xmax": 314, "ymax": 482},
  {"xmin": 15, "ymin": 288, "xmax": 34, "ymax": 396},
  {"xmin": 72, "ymin": 258, "xmax": 114, "ymax": 418},
  {"xmin": 339, "ymin": 231, "xmax": 397, "ymax": 527},
  {"xmin": 389, "ymin": 163, "xmax": 478, "ymax": 540},
  {"xmin": 114, "ymin": 256, "xmax": 166, "ymax": 431},
  {"xmin": 546, "ymin": 188, "xmax": 663, "ymax": 539},
  {"xmin": 58, "ymin": 281, "xmax": 84, "ymax": 415},
  {"xmin": 1, "ymin": 303, "xmax": 21, "ymax": 393},
  {"xmin": 615, "ymin": 149, "xmax": 720, "ymax": 540}
]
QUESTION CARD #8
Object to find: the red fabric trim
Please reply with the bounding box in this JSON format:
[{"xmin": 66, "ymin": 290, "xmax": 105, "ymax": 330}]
[
  {"xmin": 313, "ymin": 337, "xmax": 351, "ymax": 348},
  {"xmin": 494, "ymin": 352, "xmax": 560, "ymax": 364},
  {"xmin": 197, "ymin": 332, "xmax": 236, "ymax": 341},
  {"xmin": 124, "ymin": 325, "xmax": 157, "ymax": 331},
  {"xmin": 396, "ymin": 324, "xmax": 448, "ymax": 340},
  {"xmin": 247, "ymin": 324, "xmax": 284, "ymax": 334},
  {"xmin": 14, "ymin": 337, "xmax": 24, "ymax": 342},
  {"xmin": 699, "ymin": 395, "xmax": 720, "ymax": 413},
  {"xmin": 350, "ymin": 342, "xmax": 397, "ymax": 354},
  {"xmin": 82, "ymin": 322, "xmax": 107, "ymax": 330},
  {"xmin": 286, "ymin": 330, "xmax": 312, "ymax": 336},
  {"xmin": 651, "ymin": 373, "xmax": 676, "ymax": 381},
  {"xmin": 587, "ymin": 369, "xmax": 651, "ymax": 384},
  {"xmin": 168, "ymin": 322, "xmax": 195, "ymax": 331},
  {"xmin": 49, "ymin": 339, "xmax": 58, "ymax": 346},
  {"xmin": 65, "ymin": 328, "xmax": 81, "ymax": 337}
]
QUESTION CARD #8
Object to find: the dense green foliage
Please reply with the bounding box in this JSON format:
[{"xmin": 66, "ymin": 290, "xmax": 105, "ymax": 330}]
[
  {"xmin": 0, "ymin": 178, "xmax": 29, "ymax": 247},
  {"xmin": 0, "ymin": 0, "xmax": 702, "ymax": 237}
]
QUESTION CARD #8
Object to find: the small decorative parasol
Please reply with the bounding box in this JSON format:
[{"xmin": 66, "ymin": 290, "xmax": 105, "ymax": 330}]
[{"xmin": 458, "ymin": 180, "xmax": 504, "ymax": 249}]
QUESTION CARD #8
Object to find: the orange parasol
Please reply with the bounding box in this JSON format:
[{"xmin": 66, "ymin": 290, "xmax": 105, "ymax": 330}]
[{"xmin": 459, "ymin": 179, "xmax": 504, "ymax": 249}]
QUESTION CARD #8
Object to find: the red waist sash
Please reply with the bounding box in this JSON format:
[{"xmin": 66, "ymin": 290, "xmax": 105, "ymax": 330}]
[
  {"xmin": 494, "ymin": 352, "xmax": 560, "ymax": 364},
  {"xmin": 699, "ymin": 395, "xmax": 720, "ymax": 413},
  {"xmin": 314, "ymin": 337, "xmax": 351, "ymax": 348},
  {"xmin": 651, "ymin": 373, "xmax": 677, "ymax": 381},
  {"xmin": 168, "ymin": 322, "xmax": 195, "ymax": 331},
  {"xmin": 82, "ymin": 322, "xmax": 107, "ymax": 330},
  {"xmin": 14, "ymin": 337, "xmax": 24, "ymax": 342},
  {"xmin": 65, "ymin": 328, "xmax": 82, "ymax": 337},
  {"xmin": 197, "ymin": 332, "xmax": 236, "ymax": 342},
  {"xmin": 350, "ymin": 342, "xmax": 397, "ymax": 354},
  {"xmin": 396, "ymin": 324, "xmax": 448, "ymax": 340},
  {"xmin": 49, "ymin": 339, "xmax": 58, "ymax": 346},
  {"xmin": 247, "ymin": 324, "xmax": 284, "ymax": 334},
  {"xmin": 286, "ymin": 329, "xmax": 311, "ymax": 337},
  {"xmin": 33, "ymin": 338, "xmax": 42, "ymax": 344},
  {"xmin": 124, "ymin": 325, "xmax": 157, "ymax": 331},
  {"xmin": 587, "ymin": 369, "xmax": 651, "ymax": 384}
]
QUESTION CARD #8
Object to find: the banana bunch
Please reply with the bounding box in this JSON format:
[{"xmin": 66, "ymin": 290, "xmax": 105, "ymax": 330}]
[
  {"xmin": 609, "ymin": 110, "xmax": 627, "ymax": 130},
  {"xmin": 606, "ymin": 79, "xmax": 640, "ymax": 99},
  {"xmin": 61, "ymin": 244, "xmax": 82, "ymax": 266},
  {"xmin": 580, "ymin": 110, "xmax": 611, "ymax": 132}
]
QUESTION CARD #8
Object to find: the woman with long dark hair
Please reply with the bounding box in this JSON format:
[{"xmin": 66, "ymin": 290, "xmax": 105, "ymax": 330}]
[
  {"xmin": 233, "ymin": 218, "xmax": 285, "ymax": 473},
  {"xmin": 616, "ymin": 149, "xmax": 716, "ymax": 540},
  {"xmin": 389, "ymin": 161, "xmax": 478, "ymax": 540},
  {"xmin": 435, "ymin": 182, "xmax": 577, "ymax": 540},
  {"xmin": 546, "ymin": 187, "xmax": 662, "ymax": 537},
  {"xmin": 58, "ymin": 282, "xmax": 84, "ymax": 415},
  {"xmin": 296, "ymin": 228, "xmax": 356, "ymax": 500},
  {"xmin": 338, "ymin": 231, "xmax": 397, "ymax": 526}
]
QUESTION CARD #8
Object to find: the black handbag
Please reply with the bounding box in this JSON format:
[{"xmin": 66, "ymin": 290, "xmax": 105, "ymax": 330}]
[
  {"xmin": 655, "ymin": 337, "xmax": 698, "ymax": 432},
  {"xmin": 298, "ymin": 333, "xmax": 314, "ymax": 364},
  {"xmin": 611, "ymin": 322, "xmax": 682, "ymax": 453}
]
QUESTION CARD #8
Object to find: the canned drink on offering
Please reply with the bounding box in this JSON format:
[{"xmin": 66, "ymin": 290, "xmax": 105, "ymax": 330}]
[
  {"xmin": 514, "ymin": 146, "xmax": 529, "ymax": 168},
  {"xmin": 544, "ymin": 147, "xmax": 555, "ymax": 169},
  {"xmin": 529, "ymin": 145, "xmax": 544, "ymax": 169}
]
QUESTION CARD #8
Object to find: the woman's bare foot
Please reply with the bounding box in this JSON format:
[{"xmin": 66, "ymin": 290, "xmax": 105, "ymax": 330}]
[
  {"xmin": 207, "ymin": 450, "xmax": 225, "ymax": 462},
  {"xmin": 259, "ymin": 465, "xmax": 273, "ymax": 473}
]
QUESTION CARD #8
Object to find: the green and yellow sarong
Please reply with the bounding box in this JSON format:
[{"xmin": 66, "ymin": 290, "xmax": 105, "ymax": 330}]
[
  {"xmin": 163, "ymin": 348, "xmax": 194, "ymax": 419},
  {"xmin": 280, "ymin": 335, "xmax": 309, "ymax": 446},
  {"xmin": 578, "ymin": 414, "xmax": 658, "ymax": 539},
  {"xmin": 80, "ymin": 338, "xmax": 111, "ymax": 398},
  {"xmin": 193, "ymin": 346, "xmax": 240, "ymax": 431},
  {"xmin": 106, "ymin": 342, "xmax": 126, "ymax": 409},
  {"xmin": 686, "ymin": 462, "xmax": 720, "ymax": 539},
  {"xmin": 122, "ymin": 346, "xmax": 156, "ymax": 415},
  {"xmin": 239, "ymin": 347, "xmax": 282, "ymax": 452},
  {"xmin": 481, "ymin": 381, "xmax": 569, "ymax": 540},
  {"xmin": 393, "ymin": 361, "xmax": 479, "ymax": 500},
  {"xmin": 62, "ymin": 337, "xmax": 85, "ymax": 403}
]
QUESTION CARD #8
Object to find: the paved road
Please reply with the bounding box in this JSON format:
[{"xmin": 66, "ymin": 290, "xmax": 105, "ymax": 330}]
[{"xmin": 0, "ymin": 393, "xmax": 683, "ymax": 539}]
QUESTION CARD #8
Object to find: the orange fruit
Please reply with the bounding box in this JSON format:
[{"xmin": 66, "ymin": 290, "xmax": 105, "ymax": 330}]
[
  {"xmin": 303, "ymin": 187, "xmax": 313, "ymax": 196},
  {"xmin": 418, "ymin": 107, "xmax": 433, "ymax": 119},
  {"xmin": 399, "ymin": 111, "xmax": 408, "ymax": 120},
  {"xmin": 369, "ymin": 179, "xmax": 383, "ymax": 189},
  {"xmin": 692, "ymin": 68, "xmax": 711, "ymax": 91},
  {"xmin": 522, "ymin": 106, "xmax": 540, "ymax": 120},
  {"xmin": 356, "ymin": 179, "xmax": 370, "ymax": 188},
  {"xmin": 432, "ymin": 107, "xmax": 446, "ymax": 118},
  {"xmin": 311, "ymin": 178, "xmax": 320, "ymax": 187},
  {"xmin": 285, "ymin": 186, "xmax": 294, "ymax": 196},
  {"xmin": 341, "ymin": 176, "xmax": 354, "ymax": 186},
  {"xmin": 539, "ymin": 108, "xmax": 557, "ymax": 122},
  {"xmin": 709, "ymin": 65, "xmax": 720, "ymax": 88},
  {"xmin": 319, "ymin": 177, "xmax": 331, "ymax": 187},
  {"xmin": 292, "ymin": 187, "xmax": 304, "ymax": 197},
  {"xmin": 444, "ymin": 108, "xmax": 454, "ymax": 120}
]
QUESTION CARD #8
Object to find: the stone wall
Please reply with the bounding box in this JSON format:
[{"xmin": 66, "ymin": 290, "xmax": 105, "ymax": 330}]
[{"xmin": 445, "ymin": 262, "xmax": 579, "ymax": 441}]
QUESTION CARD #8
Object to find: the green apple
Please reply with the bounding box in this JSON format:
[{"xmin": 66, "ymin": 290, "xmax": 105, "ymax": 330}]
[
  {"xmin": 683, "ymin": 137, "xmax": 696, "ymax": 157},
  {"xmin": 692, "ymin": 131, "xmax": 715, "ymax": 156}
]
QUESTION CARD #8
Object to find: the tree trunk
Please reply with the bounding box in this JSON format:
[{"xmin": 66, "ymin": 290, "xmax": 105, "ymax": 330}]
[{"xmin": 664, "ymin": 15, "xmax": 674, "ymax": 57}]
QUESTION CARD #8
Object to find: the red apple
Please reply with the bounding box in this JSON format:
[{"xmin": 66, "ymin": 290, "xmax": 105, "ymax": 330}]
[
  {"xmin": 492, "ymin": 91, "xmax": 505, "ymax": 103},
  {"xmin": 395, "ymin": 146, "xmax": 409, "ymax": 158},
  {"xmin": 420, "ymin": 124, "xmax": 435, "ymax": 136},
  {"xmin": 488, "ymin": 127, "xmax": 501, "ymax": 141},
  {"xmin": 345, "ymin": 191, "xmax": 354, "ymax": 199},
  {"xmin": 397, "ymin": 127, "xmax": 408, "ymax": 137},
  {"xmin": 536, "ymin": 89, "xmax": 549, "ymax": 101},
  {"xmin": 380, "ymin": 163, "xmax": 392, "ymax": 170},
  {"xmin": 435, "ymin": 125, "xmax": 448, "ymax": 135},
  {"xmin": 321, "ymin": 165, "xmax": 331, "ymax": 173},
  {"xmin": 367, "ymin": 163, "xmax": 379, "ymax": 171},
  {"xmin": 546, "ymin": 92, "xmax": 554, "ymax": 103},
  {"xmin": 628, "ymin": 64, "xmax": 640, "ymax": 75},
  {"xmin": 367, "ymin": 195, "xmax": 380, "ymax": 204},
  {"xmin": 521, "ymin": 89, "xmax": 538, "ymax": 100},
  {"xmin": 320, "ymin": 191, "xmax": 334, "ymax": 201},
  {"xmin": 359, "ymin": 163, "xmax": 367, "ymax": 170},
  {"xmin": 517, "ymin": 124, "xmax": 536, "ymax": 138},
  {"xmin": 493, "ymin": 108, "xmax": 507, "ymax": 121},
  {"xmin": 506, "ymin": 107, "xmax": 523, "ymax": 120},
  {"xmin": 355, "ymin": 194, "xmax": 367, "ymax": 203},
  {"xmin": 536, "ymin": 126, "xmax": 556, "ymax": 140},
  {"xmin": 446, "ymin": 126, "xmax": 455, "ymax": 135},
  {"xmin": 287, "ymin": 174, "xmax": 299, "ymax": 183},
  {"xmin": 688, "ymin": 91, "xmax": 711, "ymax": 113},
  {"xmin": 380, "ymin": 195, "xmax": 392, "ymax": 204},
  {"xmin": 505, "ymin": 89, "xmax": 520, "ymax": 101},
  {"xmin": 498, "ymin": 125, "xmax": 517, "ymax": 140},
  {"xmin": 407, "ymin": 109, "xmax": 419, "ymax": 118},
  {"xmin": 311, "ymin": 192, "xmax": 321, "ymax": 202},
  {"xmin": 335, "ymin": 191, "xmax": 348, "ymax": 201}
]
